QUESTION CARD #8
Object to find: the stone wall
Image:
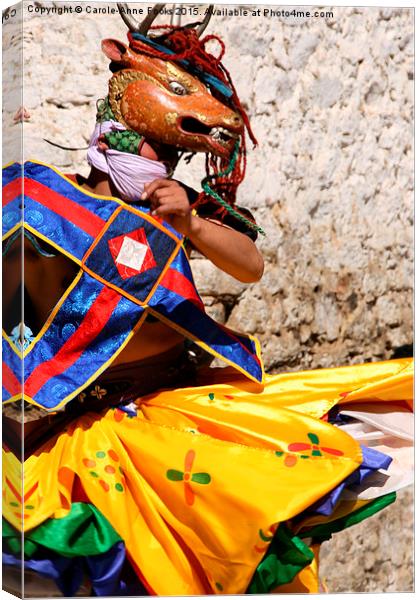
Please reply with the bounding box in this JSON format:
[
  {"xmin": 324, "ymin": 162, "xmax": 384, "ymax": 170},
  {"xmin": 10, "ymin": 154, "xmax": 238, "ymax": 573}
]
[
  {"xmin": 2, "ymin": 1, "xmax": 413, "ymax": 592},
  {"xmin": 319, "ymin": 486, "xmax": 414, "ymax": 592}
]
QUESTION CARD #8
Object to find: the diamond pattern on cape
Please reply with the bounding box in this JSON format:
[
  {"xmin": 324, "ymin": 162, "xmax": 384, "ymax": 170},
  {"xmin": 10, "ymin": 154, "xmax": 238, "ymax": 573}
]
[
  {"xmin": 116, "ymin": 237, "xmax": 148, "ymax": 271},
  {"xmin": 108, "ymin": 228, "xmax": 156, "ymax": 280}
]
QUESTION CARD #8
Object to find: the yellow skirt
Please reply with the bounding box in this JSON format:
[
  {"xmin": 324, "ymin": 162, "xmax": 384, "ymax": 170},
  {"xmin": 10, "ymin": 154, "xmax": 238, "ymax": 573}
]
[{"xmin": 3, "ymin": 358, "xmax": 413, "ymax": 595}]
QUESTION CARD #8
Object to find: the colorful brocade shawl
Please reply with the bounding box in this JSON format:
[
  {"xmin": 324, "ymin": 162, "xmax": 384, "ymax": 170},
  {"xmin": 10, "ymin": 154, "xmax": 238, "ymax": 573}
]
[{"xmin": 2, "ymin": 160, "xmax": 263, "ymax": 412}]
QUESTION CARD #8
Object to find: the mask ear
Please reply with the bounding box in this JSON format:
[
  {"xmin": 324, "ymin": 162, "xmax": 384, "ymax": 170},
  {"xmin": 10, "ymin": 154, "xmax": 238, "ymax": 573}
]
[{"xmin": 101, "ymin": 39, "xmax": 128, "ymax": 62}]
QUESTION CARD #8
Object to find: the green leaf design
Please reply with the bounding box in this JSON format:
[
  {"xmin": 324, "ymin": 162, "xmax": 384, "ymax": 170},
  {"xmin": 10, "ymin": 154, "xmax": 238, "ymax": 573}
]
[
  {"xmin": 312, "ymin": 450, "xmax": 322, "ymax": 457},
  {"xmin": 191, "ymin": 472, "xmax": 211, "ymax": 485},
  {"xmin": 307, "ymin": 432, "xmax": 319, "ymax": 445},
  {"xmin": 166, "ymin": 469, "xmax": 184, "ymax": 481}
]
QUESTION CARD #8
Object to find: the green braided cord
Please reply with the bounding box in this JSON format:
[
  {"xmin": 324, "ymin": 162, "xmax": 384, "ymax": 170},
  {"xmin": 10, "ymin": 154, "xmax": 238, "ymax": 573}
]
[
  {"xmin": 96, "ymin": 97, "xmax": 115, "ymax": 123},
  {"xmin": 103, "ymin": 130, "xmax": 144, "ymax": 155},
  {"xmin": 201, "ymin": 142, "xmax": 266, "ymax": 236}
]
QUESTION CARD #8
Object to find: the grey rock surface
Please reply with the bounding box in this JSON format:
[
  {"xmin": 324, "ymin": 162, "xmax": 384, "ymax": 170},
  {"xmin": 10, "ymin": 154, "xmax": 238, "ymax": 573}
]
[
  {"xmin": 2, "ymin": 2, "xmax": 413, "ymax": 593},
  {"xmin": 319, "ymin": 486, "xmax": 414, "ymax": 592}
]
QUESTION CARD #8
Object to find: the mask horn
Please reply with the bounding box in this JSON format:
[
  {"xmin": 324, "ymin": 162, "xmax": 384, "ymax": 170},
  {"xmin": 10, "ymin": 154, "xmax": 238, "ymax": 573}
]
[
  {"xmin": 196, "ymin": 5, "xmax": 214, "ymax": 37},
  {"xmin": 170, "ymin": 3, "xmax": 182, "ymax": 27},
  {"xmin": 117, "ymin": 3, "xmax": 166, "ymax": 35}
]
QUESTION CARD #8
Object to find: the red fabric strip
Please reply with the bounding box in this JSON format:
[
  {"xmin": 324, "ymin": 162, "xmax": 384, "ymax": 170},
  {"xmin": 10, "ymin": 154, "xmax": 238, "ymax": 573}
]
[
  {"xmin": 160, "ymin": 268, "xmax": 260, "ymax": 367},
  {"xmin": 2, "ymin": 362, "xmax": 21, "ymax": 396},
  {"xmin": 71, "ymin": 476, "xmax": 91, "ymax": 504},
  {"xmin": 160, "ymin": 268, "xmax": 204, "ymax": 308},
  {"xmin": 5, "ymin": 478, "xmax": 21, "ymax": 503},
  {"xmin": 24, "ymin": 482, "xmax": 39, "ymax": 502},
  {"xmin": 25, "ymin": 286, "xmax": 121, "ymax": 397},
  {"xmin": 24, "ymin": 177, "xmax": 105, "ymax": 238},
  {"xmin": 2, "ymin": 178, "xmax": 22, "ymax": 207}
]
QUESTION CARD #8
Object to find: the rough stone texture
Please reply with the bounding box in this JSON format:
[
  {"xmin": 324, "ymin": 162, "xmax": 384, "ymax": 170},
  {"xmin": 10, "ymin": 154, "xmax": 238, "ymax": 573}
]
[
  {"xmin": 2, "ymin": 2, "xmax": 413, "ymax": 593},
  {"xmin": 319, "ymin": 486, "xmax": 414, "ymax": 593}
]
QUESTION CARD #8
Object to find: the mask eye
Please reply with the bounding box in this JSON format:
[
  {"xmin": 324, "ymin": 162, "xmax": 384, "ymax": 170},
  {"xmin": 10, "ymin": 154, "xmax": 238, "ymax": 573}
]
[{"xmin": 169, "ymin": 81, "xmax": 188, "ymax": 96}]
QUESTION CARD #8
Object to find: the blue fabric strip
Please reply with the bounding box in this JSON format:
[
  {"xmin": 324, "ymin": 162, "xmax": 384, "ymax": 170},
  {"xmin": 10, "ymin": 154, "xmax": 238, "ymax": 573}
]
[
  {"xmin": 302, "ymin": 444, "xmax": 393, "ymax": 517},
  {"xmin": 150, "ymin": 281, "xmax": 262, "ymax": 381},
  {"xmin": 23, "ymin": 272, "xmax": 104, "ymax": 366},
  {"xmin": 2, "ymin": 161, "xmax": 21, "ymax": 186},
  {"xmin": 2, "ymin": 340, "xmax": 22, "ymax": 402},
  {"xmin": 2, "ymin": 198, "xmax": 21, "ymax": 236},
  {"xmin": 22, "ymin": 273, "xmax": 145, "ymax": 409},
  {"xmin": 130, "ymin": 32, "xmax": 233, "ymax": 98},
  {"xmin": 32, "ymin": 296, "xmax": 144, "ymax": 408},
  {"xmin": 152, "ymin": 250, "xmax": 260, "ymax": 357},
  {"xmin": 24, "ymin": 162, "xmax": 119, "ymax": 223},
  {"xmin": 23, "ymin": 195, "xmax": 92, "ymax": 261},
  {"xmin": 3, "ymin": 541, "xmax": 129, "ymax": 597},
  {"xmin": 2, "ymin": 162, "xmax": 22, "ymax": 235}
]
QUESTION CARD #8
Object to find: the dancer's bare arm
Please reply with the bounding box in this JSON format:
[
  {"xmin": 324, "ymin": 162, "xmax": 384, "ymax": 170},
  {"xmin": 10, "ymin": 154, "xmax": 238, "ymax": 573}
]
[{"xmin": 142, "ymin": 179, "xmax": 264, "ymax": 283}]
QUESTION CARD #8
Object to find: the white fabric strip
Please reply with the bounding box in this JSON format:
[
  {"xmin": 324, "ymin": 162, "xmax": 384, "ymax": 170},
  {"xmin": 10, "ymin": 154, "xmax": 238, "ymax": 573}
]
[
  {"xmin": 337, "ymin": 402, "xmax": 413, "ymax": 500},
  {"xmin": 87, "ymin": 120, "xmax": 168, "ymax": 202}
]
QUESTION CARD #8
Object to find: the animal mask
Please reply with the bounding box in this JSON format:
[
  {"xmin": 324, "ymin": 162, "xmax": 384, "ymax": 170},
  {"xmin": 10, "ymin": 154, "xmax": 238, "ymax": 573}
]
[
  {"xmin": 102, "ymin": 37, "xmax": 244, "ymax": 159},
  {"xmin": 101, "ymin": 3, "xmax": 262, "ymax": 234}
]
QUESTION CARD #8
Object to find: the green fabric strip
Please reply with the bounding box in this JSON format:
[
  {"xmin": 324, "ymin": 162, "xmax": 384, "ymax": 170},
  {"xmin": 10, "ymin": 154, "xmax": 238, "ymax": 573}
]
[
  {"xmin": 3, "ymin": 493, "xmax": 397, "ymax": 589},
  {"xmin": 247, "ymin": 524, "xmax": 314, "ymax": 594},
  {"xmin": 2, "ymin": 519, "xmax": 25, "ymax": 556},
  {"xmin": 301, "ymin": 492, "xmax": 397, "ymax": 542},
  {"xmin": 3, "ymin": 502, "xmax": 122, "ymax": 559},
  {"xmin": 247, "ymin": 493, "xmax": 396, "ymax": 593}
]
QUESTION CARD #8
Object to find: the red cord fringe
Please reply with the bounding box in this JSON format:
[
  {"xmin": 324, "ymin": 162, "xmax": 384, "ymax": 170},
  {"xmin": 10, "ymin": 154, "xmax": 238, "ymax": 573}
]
[{"xmin": 127, "ymin": 26, "xmax": 257, "ymax": 212}]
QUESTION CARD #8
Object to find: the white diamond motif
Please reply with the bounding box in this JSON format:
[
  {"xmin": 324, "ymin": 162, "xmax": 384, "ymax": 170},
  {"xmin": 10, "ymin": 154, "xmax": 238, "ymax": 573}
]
[{"xmin": 115, "ymin": 236, "xmax": 148, "ymax": 271}]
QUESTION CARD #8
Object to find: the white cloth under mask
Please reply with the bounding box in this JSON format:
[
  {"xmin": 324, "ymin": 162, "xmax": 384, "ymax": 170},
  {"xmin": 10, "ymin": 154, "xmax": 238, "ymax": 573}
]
[{"xmin": 86, "ymin": 120, "xmax": 168, "ymax": 202}]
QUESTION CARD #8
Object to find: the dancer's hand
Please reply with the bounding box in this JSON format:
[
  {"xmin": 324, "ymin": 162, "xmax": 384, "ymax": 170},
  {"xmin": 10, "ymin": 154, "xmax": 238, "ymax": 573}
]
[
  {"xmin": 142, "ymin": 179, "xmax": 195, "ymax": 236},
  {"xmin": 142, "ymin": 179, "xmax": 264, "ymax": 283}
]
